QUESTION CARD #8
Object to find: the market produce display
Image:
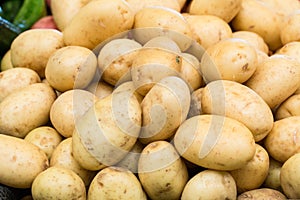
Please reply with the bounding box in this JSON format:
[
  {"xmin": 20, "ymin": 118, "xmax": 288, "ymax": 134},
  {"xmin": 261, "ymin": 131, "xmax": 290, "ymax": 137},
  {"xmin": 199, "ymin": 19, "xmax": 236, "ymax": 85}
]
[{"xmin": 2, "ymin": 0, "xmax": 300, "ymax": 199}]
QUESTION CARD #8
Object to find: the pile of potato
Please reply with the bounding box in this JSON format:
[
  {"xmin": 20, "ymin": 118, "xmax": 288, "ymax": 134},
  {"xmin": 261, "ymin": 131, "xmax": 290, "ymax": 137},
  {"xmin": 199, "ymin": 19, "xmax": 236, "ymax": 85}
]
[{"xmin": 2, "ymin": 0, "xmax": 300, "ymax": 199}]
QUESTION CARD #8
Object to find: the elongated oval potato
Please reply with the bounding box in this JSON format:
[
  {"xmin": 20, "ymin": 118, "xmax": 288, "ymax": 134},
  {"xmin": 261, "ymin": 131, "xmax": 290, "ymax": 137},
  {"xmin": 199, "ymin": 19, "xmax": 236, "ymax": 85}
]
[
  {"xmin": 88, "ymin": 166, "xmax": 147, "ymax": 200},
  {"xmin": 201, "ymin": 80, "xmax": 273, "ymax": 142},
  {"xmin": 139, "ymin": 76, "xmax": 190, "ymax": 144},
  {"xmin": 275, "ymin": 94, "xmax": 300, "ymax": 120},
  {"xmin": 230, "ymin": 144, "xmax": 269, "ymax": 193},
  {"xmin": 237, "ymin": 188, "xmax": 287, "ymax": 200},
  {"xmin": 51, "ymin": 0, "xmax": 91, "ymax": 31},
  {"xmin": 0, "ymin": 67, "xmax": 41, "ymax": 102},
  {"xmin": 264, "ymin": 116, "xmax": 300, "ymax": 163},
  {"xmin": 174, "ymin": 114, "xmax": 256, "ymax": 170},
  {"xmin": 72, "ymin": 82, "xmax": 142, "ymax": 170},
  {"xmin": 10, "ymin": 29, "xmax": 64, "ymax": 78},
  {"xmin": 63, "ymin": 0, "xmax": 134, "ymax": 50},
  {"xmin": 138, "ymin": 141, "xmax": 189, "ymax": 200},
  {"xmin": 0, "ymin": 83, "xmax": 56, "ymax": 138},
  {"xmin": 0, "ymin": 134, "xmax": 49, "ymax": 188},
  {"xmin": 31, "ymin": 166, "xmax": 86, "ymax": 200},
  {"xmin": 188, "ymin": 0, "xmax": 242, "ymax": 23},
  {"xmin": 50, "ymin": 138, "xmax": 96, "ymax": 186},
  {"xmin": 181, "ymin": 170, "xmax": 237, "ymax": 200}
]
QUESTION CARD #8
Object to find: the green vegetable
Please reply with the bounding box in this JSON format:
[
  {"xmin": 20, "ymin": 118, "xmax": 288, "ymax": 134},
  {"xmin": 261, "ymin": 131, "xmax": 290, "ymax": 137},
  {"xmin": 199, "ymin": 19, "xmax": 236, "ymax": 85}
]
[
  {"xmin": 0, "ymin": 0, "xmax": 23, "ymax": 22},
  {"xmin": 13, "ymin": 0, "xmax": 47, "ymax": 31}
]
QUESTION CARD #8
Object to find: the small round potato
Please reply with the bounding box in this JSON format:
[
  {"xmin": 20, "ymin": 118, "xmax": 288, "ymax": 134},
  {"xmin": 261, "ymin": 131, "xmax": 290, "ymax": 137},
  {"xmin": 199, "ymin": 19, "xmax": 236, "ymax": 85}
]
[
  {"xmin": 0, "ymin": 67, "xmax": 41, "ymax": 102},
  {"xmin": 50, "ymin": 138, "xmax": 97, "ymax": 186},
  {"xmin": 0, "ymin": 50, "xmax": 13, "ymax": 71},
  {"xmin": 138, "ymin": 141, "xmax": 189, "ymax": 200},
  {"xmin": 187, "ymin": 0, "xmax": 242, "ymax": 23},
  {"xmin": 45, "ymin": 46, "xmax": 97, "ymax": 92},
  {"xmin": 275, "ymin": 93, "xmax": 300, "ymax": 120},
  {"xmin": 10, "ymin": 29, "xmax": 65, "ymax": 78},
  {"xmin": 183, "ymin": 14, "xmax": 232, "ymax": 50},
  {"xmin": 88, "ymin": 166, "xmax": 147, "ymax": 200},
  {"xmin": 181, "ymin": 170, "xmax": 237, "ymax": 200},
  {"xmin": 24, "ymin": 126, "xmax": 63, "ymax": 159},
  {"xmin": 237, "ymin": 188, "xmax": 287, "ymax": 200},
  {"xmin": 280, "ymin": 153, "xmax": 300, "ymax": 199},
  {"xmin": 50, "ymin": 89, "xmax": 97, "ymax": 138},
  {"xmin": 263, "ymin": 158, "xmax": 283, "ymax": 191},
  {"xmin": 31, "ymin": 166, "xmax": 86, "ymax": 200},
  {"xmin": 200, "ymin": 38, "xmax": 258, "ymax": 83},
  {"xmin": 264, "ymin": 116, "xmax": 300, "ymax": 163},
  {"xmin": 0, "ymin": 83, "xmax": 56, "ymax": 138}
]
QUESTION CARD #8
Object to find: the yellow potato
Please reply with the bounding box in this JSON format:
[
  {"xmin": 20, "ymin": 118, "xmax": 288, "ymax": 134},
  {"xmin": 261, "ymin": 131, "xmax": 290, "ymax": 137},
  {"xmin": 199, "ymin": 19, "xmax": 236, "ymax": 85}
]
[
  {"xmin": 50, "ymin": 138, "xmax": 96, "ymax": 186},
  {"xmin": 0, "ymin": 83, "xmax": 56, "ymax": 138},
  {"xmin": 138, "ymin": 141, "xmax": 189, "ymax": 200},
  {"xmin": 174, "ymin": 114, "xmax": 256, "ymax": 170},
  {"xmin": 143, "ymin": 36, "xmax": 181, "ymax": 53},
  {"xmin": 201, "ymin": 80, "xmax": 273, "ymax": 142},
  {"xmin": 245, "ymin": 55, "xmax": 300, "ymax": 109},
  {"xmin": 50, "ymin": 89, "xmax": 98, "ymax": 138},
  {"xmin": 85, "ymin": 81, "xmax": 113, "ymax": 100},
  {"xmin": 63, "ymin": 0, "xmax": 134, "ymax": 49},
  {"xmin": 264, "ymin": 116, "xmax": 300, "ymax": 163},
  {"xmin": 280, "ymin": 11, "xmax": 300, "ymax": 45},
  {"xmin": 275, "ymin": 93, "xmax": 300, "ymax": 120},
  {"xmin": 0, "ymin": 134, "xmax": 48, "ymax": 188},
  {"xmin": 187, "ymin": 87, "xmax": 203, "ymax": 118},
  {"xmin": 45, "ymin": 46, "xmax": 97, "ymax": 92},
  {"xmin": 72, "ymin": 82, "xmax": 141, "ymax": 170},
  {"xmin": 0, "ymin": 50, "xmax": 13, "ymax": 71},
  {"xmin": 183, "ymin": 14, "xmax": 232, "ymax": 49},
  {"xmin": 139, "ymin": 76, "xmax": 190, "ymax": 144},
  {"xmin": 24, "ymin": 126, "xmax": 63, "ymax": 159},
  {"xmin": 0, "ymin": 67, "xmax": 41, "ymax": 102},
  {"xmin": 200, "ymin": 38, "xmax": 258, "ymax": 83},
  {"xmin": 181, "ymin": 170, "xmax": 237, "ymax": 200},
  {"xmin": 237, "ymin": 188, "xmax": 287, "ymax": 200},
  {"xmin": 280, "ymin": 153, "xmax": 300, "ymax": 199},
  {"xmin": 275, "ymin": 41, "xmax": 300, "ymax": 63},
  {"xmin": 263, "ymin": 158, "xmax": 282, "ymax": 191},
  {"xmin": 124, "ymin": 0, "xmax": 180, "ymax": 14},
  {"xmin": 31, "ymin": 166, "xmax": 86, "ymax": 200},
  {"xmin": 88, "ymin": 166, "xmax": 146, "ymax": 200},
  {"xmin": 229, "ymin": 144, "xmax": 269, "ymax": 193},
  {"xmin": 10, "ymin": 29, "xmax": 64, "ymax": 78},
  {"xmin": 51, "ymin": 0, "xmax": 91, "ymax": 31}
]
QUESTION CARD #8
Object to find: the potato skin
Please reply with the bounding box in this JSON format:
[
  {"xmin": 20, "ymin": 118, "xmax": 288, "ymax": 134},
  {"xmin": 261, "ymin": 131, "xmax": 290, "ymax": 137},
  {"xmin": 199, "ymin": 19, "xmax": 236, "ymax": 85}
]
[
  {"xmin": 0, "ymin": 134, "xmax": 49, "ymax": 188},
  {"xmin": 275, "ymin": 94, "xmax": 300, "ymax": 120},
  {"xmin": 237, "ymin": 188, "xmax": 287, "ymax": 200},
  {"xmin": 0, "ymin": 83, "xmax": 56, "ymax": 138},
  {"xmin": 174, "ymin": 114, "xmax": 256, "ymax": 170}
]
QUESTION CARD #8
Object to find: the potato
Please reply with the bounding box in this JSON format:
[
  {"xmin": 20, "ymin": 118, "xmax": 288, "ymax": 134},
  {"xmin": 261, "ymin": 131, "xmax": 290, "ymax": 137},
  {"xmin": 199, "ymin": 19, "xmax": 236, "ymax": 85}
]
[
  {"xmin": 229, "ymin": 144, "xmax": 269, "ymax": 193},
  {"xmin": 280, "ymin": 11, "xmax": 300, "ymax": 45},
  {"xmin": 63, "ymin": 0, "xmax": 134, "ymax": 49},
  {"xmin": 139, "ymin": 76, "xmax": 190, "ymax": 144},
  {"xmin": 51, "ymin": 0, "xmax": 91, "ymax": 31},
  {"xmin": 183, "ymin": 14, "xmax": 232, "ymax": 50},
  {"xmin": 280, "ymin": 153, "xmax": 300, "ymax": 198},
  {"xmin": 237, "ymin": 188, "xmax": 287, "ymax": 200},
  {"xmin": 72, "ymin": 82, "xmax": 141, "ymax": 170},
  {"xmin": 138, "ymin": 141, "xmax": 189, "ymax": 200},
  {"xmin": 0, "ymin": 83, "xmax": 56, "ymax": 138},
  {"xmin": 275, "ymin": 41, "xmax": 300, "ymax": 63},
  {"xmin": 231, "ymin": 0, "xmax": 282, "ymax": 51},
  {"xmin": 88, "ymin": 166, "xmax": 146, "ymax": 199},
  {"xmin": 275, "ymin": 93, "xmax": 300, "ymax": 120},
  {"xmin": 0, "ymin": 67, "xmax": 41, "ymax": 102},
  {"xmin": 50, "ymin": 138, "xmax": 97, "ymax": 186},
  {"xmin": 10, "ymin": 29, "xmax": 64, "ymax": 78},
  {"xmin": 187, "ymin": 0, "xmax": 242, "ymax": 23},
  {"xmin": 232, "ymin": 31, "xmax": 269, "ymax": 54},
  {"xmin": 0, "ymin": 50, "xmax": 13, "ymax": 71},
  {"xmin": 124, "ymin": 0, "xmax": 180, "ymax": 14},
  {"xmin": 174, "ymin": 114, "xmax": 256, "ymax": 170},
  {"xmin": 0, "ymin": 134, "xmax": 48, "ymax": 188},
  {"xmin": 45, "ymin": 46, "xmax": 97, "ymax": 92},
  {"xmin": 31, "ymin": 166, "xmax": 86, "ymax": 200},
  {"xmin": 50, "ymin": 89, "xmax": 97, "ymax": 138},
  {"xmin": 85, "ymin": 81, "xmax": 113, "ymax": 100},
  {"xmin": 187, "ymin": 87, "xmax": 203, "ymax": 118},
  {"xmin": 132, "ymin": 6, "xmax": 193, "ymax": 51},
  {"xmin": 200, "ymin": 38, "xmax": 258, "ymax": 84},
  {"xmin": 24, "ymin": 126, "xmax": 63, "ymax": 159},
  {"xmin": 143, "ymin": 36, "xmax": 181, "ymax": 53},
  {"xmin": 264, "ymin": 116, "xmax": 300, "ymax": 163},
  {"xmin": 263, "ymin": 158, "xmax": 283, "ymax": 191},
  {"xmin": 97, "ymin": 38, "xmax": 142, "ymax": 86},
  {"xmin": 181, "ymin": 170, "xmax": 237, "ymax": 200},
  {"xmin": 201, "ymin": 80, "xmax": 273, "ymax": 142},
  {"xmin": 245, "ymin": 55, "xmax": 300, "ymax": 109}
]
